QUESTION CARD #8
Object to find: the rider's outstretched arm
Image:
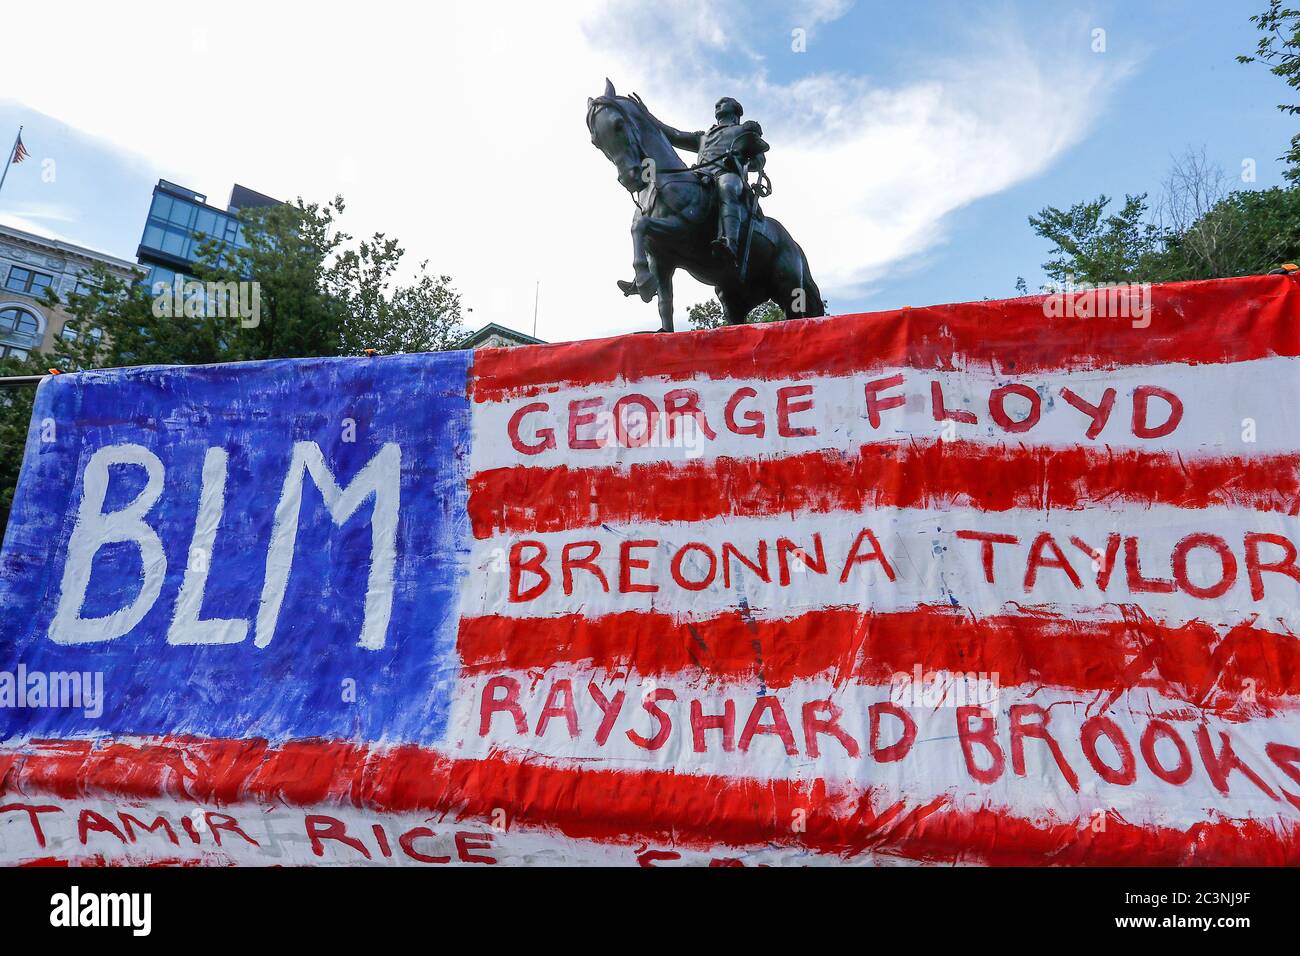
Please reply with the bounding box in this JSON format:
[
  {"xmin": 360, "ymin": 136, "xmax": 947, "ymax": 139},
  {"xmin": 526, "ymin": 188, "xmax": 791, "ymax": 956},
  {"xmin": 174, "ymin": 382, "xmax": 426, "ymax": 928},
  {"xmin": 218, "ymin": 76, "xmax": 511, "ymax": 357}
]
[
  {"xmin": 657, "ymin": 122, "xmax": 705, "ymax": 152},
  {"xmin": 637, "ymin": 102, "xmax": 704, "ymax": 152}
]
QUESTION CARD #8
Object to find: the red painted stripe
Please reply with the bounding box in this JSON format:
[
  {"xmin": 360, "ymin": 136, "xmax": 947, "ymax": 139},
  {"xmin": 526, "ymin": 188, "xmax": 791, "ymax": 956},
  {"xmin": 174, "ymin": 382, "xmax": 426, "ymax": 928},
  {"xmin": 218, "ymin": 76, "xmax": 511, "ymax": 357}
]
[
  {"xmin": 456, "ymin": 606, "xmax": 1300, "ymax": 710},
  {"xmin": 2, "ymin": 740, "xmax": 1296, "ymax": 865},
  {"xmin": 470, "ymin": 275, "xmax": 1300, "ymax": 402},
  {"xmin": 468, "ymin": 439, "xmax": 1300, "ymax": 538}
]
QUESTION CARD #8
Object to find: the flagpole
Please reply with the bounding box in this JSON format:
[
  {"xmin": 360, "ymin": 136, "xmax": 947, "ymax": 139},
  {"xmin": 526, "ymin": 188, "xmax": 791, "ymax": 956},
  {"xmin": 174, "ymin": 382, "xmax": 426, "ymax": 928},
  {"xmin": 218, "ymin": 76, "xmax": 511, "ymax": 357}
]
[{"xmin": 0, "ymin": 126, "xmax": 23, "ymax": 201}]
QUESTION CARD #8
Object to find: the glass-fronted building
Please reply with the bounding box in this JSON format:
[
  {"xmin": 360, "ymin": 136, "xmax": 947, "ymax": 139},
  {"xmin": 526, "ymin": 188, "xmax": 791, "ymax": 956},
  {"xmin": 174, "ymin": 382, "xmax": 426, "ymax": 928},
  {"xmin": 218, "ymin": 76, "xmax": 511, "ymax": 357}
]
[{"xmin": 136, "ymin": 180, "xmax": 281, "ymax": 291}]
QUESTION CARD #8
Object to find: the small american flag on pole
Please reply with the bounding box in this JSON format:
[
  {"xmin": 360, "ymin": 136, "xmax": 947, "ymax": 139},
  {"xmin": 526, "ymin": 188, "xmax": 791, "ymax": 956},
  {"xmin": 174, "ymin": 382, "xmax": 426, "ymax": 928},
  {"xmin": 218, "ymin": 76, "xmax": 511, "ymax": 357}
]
[{"xmin": 11, "ymin": 134, "xmax": 28, "ymax": 164}]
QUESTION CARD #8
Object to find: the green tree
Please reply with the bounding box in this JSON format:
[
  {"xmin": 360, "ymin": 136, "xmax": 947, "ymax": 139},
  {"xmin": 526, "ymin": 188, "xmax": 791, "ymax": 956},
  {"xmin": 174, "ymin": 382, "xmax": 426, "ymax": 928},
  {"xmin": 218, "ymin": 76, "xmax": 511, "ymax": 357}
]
[
  {"xmin": 1024, "ymin": 193, "xmax": 1163, "ymax": 288},
  {"xmin": 0, "ymin": 386, "xmax": 35, "ymax": 531},
  {"xmin": 189, "ymin": 197, "xmax": 349, "ymax": 362},
  {"xmin": 0, "ymin": 376, "xmax": 40, "ymax": 530},
  {"xmin": 1206, "ymin": 186, "xmax": 1300, "ymax": 272},
  {"xmin": 1021, "ymin": 2, "xmax": 1300, "ymax": 290},
  {"xmin": 1022, "ymin": 178, "xmax": 1300, "ymax": 291},
  {"xmin": 1020, "ymin": 139, "xmax": 1300, "ymax": 292},
  {"xmin": 73, "ymin": 197, "xmax": 353, "ymax": 369},
  {"xmin": 0, "ymin": 277, "xmax": 117, "ymax": 529},
  {"xmin": 1239, "ymin": 1, "xmax": 1300, "ymax": 182},
  {"xmin": 686, "ymin": 298, "xmax": 786, "ymax": 330},
  {"xmin": 333, "ymin": 242, "xmax": 466, "ymax": 355},
  {"xmin": 382, "ymin": 267, "xmax": 466, "ymax": 353}
]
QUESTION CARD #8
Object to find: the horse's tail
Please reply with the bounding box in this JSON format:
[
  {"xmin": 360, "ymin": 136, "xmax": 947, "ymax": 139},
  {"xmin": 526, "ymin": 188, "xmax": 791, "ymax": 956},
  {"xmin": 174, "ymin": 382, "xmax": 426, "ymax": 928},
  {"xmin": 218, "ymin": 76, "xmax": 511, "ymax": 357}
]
[
  {"xmin": 800, "ymin": 259, "xmax": 825, "ymax": 317},
  {"xmin": 762, "ymin": 213, "xmax": 825, "ymax": 319},
  {"xmin": 791, "ymin": 237, "xmax": 825, "ymax": 318}
]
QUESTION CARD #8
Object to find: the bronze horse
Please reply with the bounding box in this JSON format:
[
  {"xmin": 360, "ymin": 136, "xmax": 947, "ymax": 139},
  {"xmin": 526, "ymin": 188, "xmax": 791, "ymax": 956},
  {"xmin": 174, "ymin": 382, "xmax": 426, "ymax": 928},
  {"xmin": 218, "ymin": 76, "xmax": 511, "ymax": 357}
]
[{"xmin": 587, "ymin": 80, "xmax": 825, "ymax": 331}]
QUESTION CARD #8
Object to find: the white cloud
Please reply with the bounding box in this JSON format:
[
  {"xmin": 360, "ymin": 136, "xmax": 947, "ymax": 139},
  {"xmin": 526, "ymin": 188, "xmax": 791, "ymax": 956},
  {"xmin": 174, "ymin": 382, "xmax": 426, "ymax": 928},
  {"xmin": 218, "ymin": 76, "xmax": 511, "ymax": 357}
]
[
  {"xmin": 589, "ymin": 3, "xmax": 1137, "ymax": 301},
  {"xmin": 790, "ymin": 0, "xmax": 854, "ymax": 32},
  {"xmin": 0, "ymin": 200, "xmax": 81, "ymax": 243},
  {"xmin": 0, "ymin": 214, "xmax": 73, "ymax": 244},
  {"xmin": 1, "ymin": 1, "xmax": 1132, "ymax": 340}
]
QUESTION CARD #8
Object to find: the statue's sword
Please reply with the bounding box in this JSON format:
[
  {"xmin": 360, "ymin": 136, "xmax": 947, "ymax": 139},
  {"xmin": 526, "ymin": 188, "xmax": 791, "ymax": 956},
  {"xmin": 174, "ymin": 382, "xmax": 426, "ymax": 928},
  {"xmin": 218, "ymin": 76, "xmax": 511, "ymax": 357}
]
[
  {"xmin": 737, "ymin": 165, "xmax": 758, "ymax": 283},
  {"xmin": 734, "ymin": 135, "xmax": 770, "ymax": 283}
]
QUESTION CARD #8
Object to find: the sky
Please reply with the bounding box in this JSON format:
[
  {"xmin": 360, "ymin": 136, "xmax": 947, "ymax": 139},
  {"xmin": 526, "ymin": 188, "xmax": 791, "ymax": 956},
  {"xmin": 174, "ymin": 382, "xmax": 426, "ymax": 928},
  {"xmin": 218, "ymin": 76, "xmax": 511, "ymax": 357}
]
[{"xmin": 0, "ymin": 0, "xmax": 1293, "ymax": 342}]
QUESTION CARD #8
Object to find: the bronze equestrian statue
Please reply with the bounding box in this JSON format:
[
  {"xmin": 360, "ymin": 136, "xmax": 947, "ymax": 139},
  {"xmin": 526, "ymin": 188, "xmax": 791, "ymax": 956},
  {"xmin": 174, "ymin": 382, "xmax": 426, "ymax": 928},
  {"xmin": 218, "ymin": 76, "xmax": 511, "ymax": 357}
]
[{"xmin": 587, "ymin": 79, "xmax": 825, "ymax": 331}]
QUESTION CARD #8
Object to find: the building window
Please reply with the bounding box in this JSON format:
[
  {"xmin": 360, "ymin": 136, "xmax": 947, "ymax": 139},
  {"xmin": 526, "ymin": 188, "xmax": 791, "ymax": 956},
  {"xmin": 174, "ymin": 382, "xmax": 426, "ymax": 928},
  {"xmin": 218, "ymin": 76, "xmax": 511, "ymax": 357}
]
[
  {"xmin": 60, "ymin": 321, "xmax": 103, "ymax": 343},
  {"xmin": 194, "ymin": 208, "xmax": 218, "ymax": 238},
  {"xmin": 146, "ymin": 264, "xmax": 181, "ymax": 291},
  {"xmin": 140, "ymin": 185, "xmax": 254, "ymax": 280},
  {"xmin": 0, "ymin": 305, "xmax": 41, "ymax": 335},
  {"xmin": 142, "ymin": 197, "xmax": 241, "ymax": 265},
  {"xmin": 161, "ymin": 224, "xmax": 189, "ymax": 257},
  {"xmin": 168, "ymin": 199, "xmax": 196, "ymax": 229},
  {"xmin": 1, "ymin": 345, "xmax": 30, "ymax": 361},
  {"xmin": 149, "ymin": 193, "xmax": 173, "ymax": 221},
  {"xmin": 5, "ymin": 267, "xmax": 54, "ymax": 296},
  {"xmin": 68, "ymin": 271, "xmax": 102, "ymax": 298}
]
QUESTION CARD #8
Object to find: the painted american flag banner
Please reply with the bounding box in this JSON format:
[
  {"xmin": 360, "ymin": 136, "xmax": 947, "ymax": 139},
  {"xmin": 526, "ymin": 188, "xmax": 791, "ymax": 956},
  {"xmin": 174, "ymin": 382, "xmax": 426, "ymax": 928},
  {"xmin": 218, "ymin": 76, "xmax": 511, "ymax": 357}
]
[{"xmin": 2, "ymin": 273, "xmax": 1300, "ymax": 867}]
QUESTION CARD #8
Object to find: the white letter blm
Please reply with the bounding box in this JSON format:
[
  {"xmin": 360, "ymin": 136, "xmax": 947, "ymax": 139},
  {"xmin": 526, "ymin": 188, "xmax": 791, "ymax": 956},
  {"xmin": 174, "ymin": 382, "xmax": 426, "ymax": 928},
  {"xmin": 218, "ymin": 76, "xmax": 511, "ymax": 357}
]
[{"xmin": 47, "ymin": 441, "xmax": 401, "ymax": 650}]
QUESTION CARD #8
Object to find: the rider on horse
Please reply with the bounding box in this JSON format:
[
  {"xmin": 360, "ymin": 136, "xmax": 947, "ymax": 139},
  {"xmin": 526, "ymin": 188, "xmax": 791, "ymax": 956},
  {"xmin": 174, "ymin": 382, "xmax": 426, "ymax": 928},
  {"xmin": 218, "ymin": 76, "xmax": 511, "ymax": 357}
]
[
  {"xmin": 589, "ymin": 79, "xmax": 821, "ymax": 330},
  {"xmin": 644, "ymin": 96, "xmax": 770, "ymax": 267}
]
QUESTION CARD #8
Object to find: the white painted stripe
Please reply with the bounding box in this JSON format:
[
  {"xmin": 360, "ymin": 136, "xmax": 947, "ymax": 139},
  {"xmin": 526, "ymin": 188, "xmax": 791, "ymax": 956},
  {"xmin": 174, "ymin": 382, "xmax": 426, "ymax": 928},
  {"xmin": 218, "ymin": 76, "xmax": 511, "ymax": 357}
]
[
  {"xmin": 469, "ymin": 356, "xmax": 1300, "ymax": 474},
  {"xmin": 461, "ymin": 504, "xmax": 1300, "ymax": 630},
  {"xmin": 447, "ymin": 668, "xmax": 1300, "ymax": 832},
  {"xmin": 0, "ymin": 794, "xmax": 927, "ymax": 866}
]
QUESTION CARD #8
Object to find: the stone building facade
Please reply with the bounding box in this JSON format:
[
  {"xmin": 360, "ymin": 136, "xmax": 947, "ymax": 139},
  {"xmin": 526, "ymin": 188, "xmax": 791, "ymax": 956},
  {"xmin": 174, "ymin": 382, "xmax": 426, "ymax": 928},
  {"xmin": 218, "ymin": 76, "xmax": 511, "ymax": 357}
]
[{"xmin": 0, "ymin": 223, "xmax": 140, "ymax": 363}]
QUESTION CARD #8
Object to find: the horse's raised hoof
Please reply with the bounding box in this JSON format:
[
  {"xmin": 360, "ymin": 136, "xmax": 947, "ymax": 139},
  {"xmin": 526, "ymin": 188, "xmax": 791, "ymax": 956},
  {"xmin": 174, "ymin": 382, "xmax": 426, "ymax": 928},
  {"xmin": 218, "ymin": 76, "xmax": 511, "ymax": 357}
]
[{"xmin": 616, "ymin": 279, "xmax": 639, "ymax": 297}]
